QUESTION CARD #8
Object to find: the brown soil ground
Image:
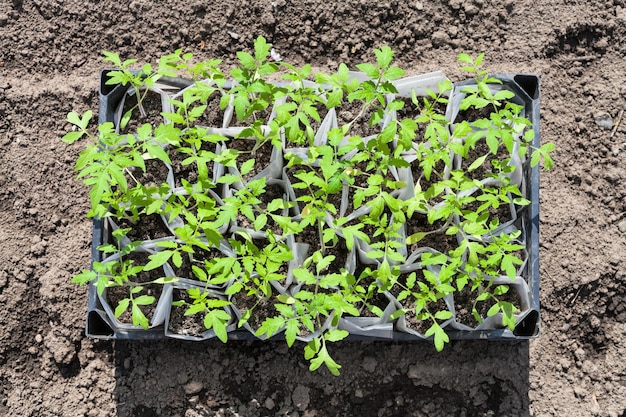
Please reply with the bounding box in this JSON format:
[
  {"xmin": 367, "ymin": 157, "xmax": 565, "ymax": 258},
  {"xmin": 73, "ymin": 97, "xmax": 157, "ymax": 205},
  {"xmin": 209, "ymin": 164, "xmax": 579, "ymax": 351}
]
[{"xmin": 2, "ymin": 0, "xmax": 626, "ymax": 416}]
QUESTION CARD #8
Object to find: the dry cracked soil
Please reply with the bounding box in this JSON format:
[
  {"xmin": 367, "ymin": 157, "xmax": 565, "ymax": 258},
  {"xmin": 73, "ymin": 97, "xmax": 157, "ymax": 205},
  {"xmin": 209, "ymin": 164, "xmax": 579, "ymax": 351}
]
[{"xmin": 1, "ymin": 0, "xmax": 626, "ymax": 416}]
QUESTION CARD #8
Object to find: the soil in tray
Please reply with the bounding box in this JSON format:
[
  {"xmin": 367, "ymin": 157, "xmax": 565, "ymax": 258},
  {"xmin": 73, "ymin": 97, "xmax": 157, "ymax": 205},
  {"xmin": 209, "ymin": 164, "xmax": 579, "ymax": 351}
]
[
  {"xmin": 235, "ymin": 182, "xmax": 289, "ymax": 236},
  {"xmin": 405, "ymin": 214, "xmax": 457, "ymax": 255},
  {"xmin": 124, "ymin": 158, "xmax": 171, "ymax": 190},
  {"xmin": 169, "ymin": 140, "xmax": 219, "ymax": 189},
  {"xmin": 193, "ymin": 90, "xmax": 226, "ymax": 128},
  {"xmin": 343, "ymin": 161, "xmax": 397, "ymax": 217},
  {"xmin": 324, "ymin": 238, "xmax": 349, "ymax": 274},
  {"xmin": 395, "ymin": 97, "xmax": 448, "ymax": 145},
  {"xmin": 171, "ymin": 246, "xmax": 225, "ymax": 280},
  {"xmin": 230, "ymin": 290, "xmax": 278, "ymax": 333},
  {"xmin": 167, "ymin": 288, "xmax": 219, "ymax": 337},
  {"xmin": 454, "ymin": 103, "xmax": 493, "ymax": 124},
  {"xmin": 112, "ymin": 213, "xmax": 172, "ymax": 243},
  {"xmin": 453, "ymin": 281, "xmax": 523, "ymax": 329},
  {"xmin": 394, "ymin": 97, "xmax": 447, "ymax": 122},
  {"xmin": 356, "ymin": 290, "xmax": 391, "ymax": 318},
  {"xmin": 229, "ymin": 106, "xmax": 273, "ymax": 127},
  {"xmin": 105, "ymin": 251, "xmax": 165, "ymax": 325},
  {"xmin": 228, "ymin": 138, "xmax": 274, "ymax": 184},
  {"xmin": 283, "ymin": 101, "xmax": 329, "ymax": 148},
  {"xmin": 389, "ymin": 269, "xmax": 446, "ymax": 335},
  {"xmin": 285, "ymin": 164, "xmax": 343, "ymax": 215},
  {"xmin": 336, "ymin": 100, "xmax": 381, "ymax": 138},
  {"xmin": 410, "ymin": 157, "xmax": 448, "ymax": 205},
  {"xmin": 461, "ymin": 136, "xmax": 516, "ymax": 183},
  {"xmin": 120, "ymin": 89, "xmax": 164, "ymax": 133}
]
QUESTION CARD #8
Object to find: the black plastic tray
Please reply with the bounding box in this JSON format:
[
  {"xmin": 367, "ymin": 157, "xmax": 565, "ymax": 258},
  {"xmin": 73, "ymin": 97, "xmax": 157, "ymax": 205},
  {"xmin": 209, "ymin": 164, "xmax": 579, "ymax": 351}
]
[{"xmin": 85, "ymin": 71, "xmax": 541, "ymax": 341}]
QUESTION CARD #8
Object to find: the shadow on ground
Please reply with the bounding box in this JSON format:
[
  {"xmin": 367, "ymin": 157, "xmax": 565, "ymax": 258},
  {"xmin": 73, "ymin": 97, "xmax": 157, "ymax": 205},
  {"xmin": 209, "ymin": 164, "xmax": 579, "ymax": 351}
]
[{"xmin": 112, "ymin": 339, "xmax": 529, "ymax": 416}]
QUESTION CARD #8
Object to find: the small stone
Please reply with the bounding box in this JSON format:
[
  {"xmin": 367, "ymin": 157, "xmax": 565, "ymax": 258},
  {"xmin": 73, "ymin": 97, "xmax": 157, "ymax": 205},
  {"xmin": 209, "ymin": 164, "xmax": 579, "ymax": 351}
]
[
  {"xmin": 431, "ymin": 30, "xmax": 450, "ymax": 48},
  {"xmin": 594, "ymin": 112, "xmax": 614, "ymax": 129},
  {"xmin": 355, "ymin": 389, "xmax": 364, "ymax": 398},
  {"xmin": 176, "ymin": 372, "xmax": 189, "ymax": 384},
  {"xmin": 618, "ymin": 220, "xmax": 626, "ymax": 233},
  {"xmin": 292, "ymin": 384, "xmax": 310, "ymax": 411},
  {"xmin": 183, "ymin": 381, "xmax": 204, "ymax": 395},
  {"xmin": 123, "ymin": 358, "xmax": 131, "ymax": 369},
  {"xmin": 415, "ymin": 1, "xmax": 424, "ymax": 10},
  {"xmin": 35, "ymin": 334, "xmax": 43, "ymax": 343},
  {"xmin": 264, "ymin": 398, "xmax": 275, "ymax": 410},
  {"xmin": 573, "ymin": 385, "xmax": 586, "ymax": 398},
  {"xmin": 574, "ymin": 348, "xmax": 587, "ymax": 362}
]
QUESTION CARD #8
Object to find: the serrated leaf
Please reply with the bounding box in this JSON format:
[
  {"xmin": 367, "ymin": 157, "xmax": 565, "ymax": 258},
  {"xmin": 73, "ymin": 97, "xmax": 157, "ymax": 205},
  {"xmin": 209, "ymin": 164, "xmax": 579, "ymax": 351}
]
[
  {"xmin": 131, "ymin": 303, "xmax": 150, "ymax": 329},
  {"xmin": 144, "ymin": 251, "xmax": 172, "ymax": 271},
  {"xmin": 355, "ymin": 63, "xmax": 379, "ymax": 79},
  {"xmin": 324, "ymin": 329, "xmax": 349, "ymax": 342}
]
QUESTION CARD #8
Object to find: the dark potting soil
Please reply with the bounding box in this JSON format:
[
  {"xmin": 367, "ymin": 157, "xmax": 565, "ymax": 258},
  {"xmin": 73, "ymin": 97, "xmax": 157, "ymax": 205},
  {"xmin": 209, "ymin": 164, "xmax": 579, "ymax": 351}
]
[
  {"xmin": 235, "ymin": 182, "xmax": 288, "ymax": 235},
  {"xmin": 283, "ymin": 101, "xmax": 329, "ymax": 148},
  {"xmin": 112, "ymin": 213, "xmax": 172, "ymax": 242},
  {"xmin": 230, "ymin": 290, "xmax": 278, "ymax": 334},
  {"xmin": 228, "ymin": 138, "xmax": 274, "ymax": 184},
  {"xmin": 285, "ymin": 165, "xmax": 343, "ymax": 215},
  {"xmin": 324, "ymin": 238, "xmax": 349, "ymax": 273},
  {"xmin": 395, "ymin": 97, "xmax": 449, "ymax": 147},
  {"xmin": 169, "ymin": 140, "xmax": 219, "ymax": 189},
  {"xmin": 106, "ymin": 251, "xmax": 165, "ymax": 325},
  {"xmin": 336, "ymin": 100, "xmax": 381, "ymax": 138},
  {"xmin": 358, "ymin": 290, "xmax": 391, "ymax": 318},
  {"xmin": 410, "ymin": 157, "xmax": 448, "ymax": 205},
  {"xmin": 343, "ymin": 161, "xmax": 397, "ymax": 217},
  {"xmin": 454, "ymin": 104, "xmax": 492, "ymax": 124},
  {"xmin": 229, "ymin": 106, "xmax": 273, "ymax": 127},
  {"xmin": 389, "ymin": 269, "xmax": 446, "ymax": 335},
  {"xmin": 453, "ymin": 281, "xmax": 523, "ymax": 329},
  {"xmin": 124, "ymin": 158, "xmax": 171, "ymax": 190},
  {"xmin": 171, "ymin": 246, "xmax": 225, "ymax": 280},
  {"xmin": 167, "ymin": 288, "xmax": 207, "ymax": 337},
  {"xmin": 461, "ymin": 135, "xmax": 514, "ymax": 182},
  {"xmin": 120, "ymin": 89, "xmax": 164, "ymax": 133},
  {"xmin": 405, "ymin": 214, "xmax": 457, "ymax": 256},
  {"xmin": 194, "ymin": 91, "xmax": 226, "ymax": 128}
]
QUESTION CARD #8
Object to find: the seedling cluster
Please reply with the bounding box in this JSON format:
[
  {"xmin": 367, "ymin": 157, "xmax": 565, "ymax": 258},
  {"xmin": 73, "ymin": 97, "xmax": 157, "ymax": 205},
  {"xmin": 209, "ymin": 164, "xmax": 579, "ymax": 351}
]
[{"xmin": 64, "ymin": 37, "xmax": 553, "ymax": 375}]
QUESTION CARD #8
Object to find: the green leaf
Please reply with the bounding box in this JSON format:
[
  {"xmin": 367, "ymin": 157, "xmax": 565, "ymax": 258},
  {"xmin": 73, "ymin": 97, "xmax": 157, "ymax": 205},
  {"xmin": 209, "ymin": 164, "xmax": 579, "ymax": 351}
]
[
  {"xmin": 61, "ymin": 131, "xmax": 85, "ymax": 144},
  {"xmin": 434, "ymin": 310, "xmax": 453, "ymax": 321},
  {"xmin": 254, "ymin": 35, "xmax": 270, "ymax": 62},
  {"xmin": 374, "ymin": 45, "xmax": 394, "ymax": 69},
  {"xmin": 433, "ymin": 324, "xmax": 449, "ymax": 352},
  {"xmin": 134, "ymin": 295, "xmax": 156, "ymax": 306},
  {"xmin": 144, "ymin": 251, "xmax": 172, "ymax": 271},
  {"xmin": 355, "ymin": 63, "xmax": 379, "ymax": 79},
  {"xmin": 237, "ymin": 51, "xmax": 256, "ymax": 71},
  {"xmin": 131, "ymin": 303, "xmax": 150, "ymax": 329},
  {"xmin": 240, "ymin": 159, "xmax": 255, "ymax": 176},
  {"xmin": 71, "ymin": 270, "xmax": 97, "ymax": 286},
  {"xmin": 468, "ymin": 154, "xmax": 488, "ymax": 172},
  {"xmin": 114, "ymin": 298, "xmax": 130, "ymax": 318},
  {"xmin": 406, "ymin": 232, "xmax": 426, "ymax": 245},
  {"xmin": 324, "ymin": 329, "xmax": 349, "ymax": 342},
  {"xmin": 487, "ymin": 303, "xmax": 501, "ymax": 317},
  {"xmin": 384, "ymin": 66, "xmax": 406, "ymax": 81}
]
